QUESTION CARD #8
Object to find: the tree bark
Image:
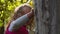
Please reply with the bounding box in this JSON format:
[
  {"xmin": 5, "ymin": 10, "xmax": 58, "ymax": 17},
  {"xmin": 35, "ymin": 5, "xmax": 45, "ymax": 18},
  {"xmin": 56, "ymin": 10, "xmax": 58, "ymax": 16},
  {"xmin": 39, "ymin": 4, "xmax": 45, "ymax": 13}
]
[
  {"xmin": 56, "ymin": 0, "xmax": 60, "ymax": 34},
  {"xmin": 34, "ymin": 0, "xmax": 57, "ymax": 34}
]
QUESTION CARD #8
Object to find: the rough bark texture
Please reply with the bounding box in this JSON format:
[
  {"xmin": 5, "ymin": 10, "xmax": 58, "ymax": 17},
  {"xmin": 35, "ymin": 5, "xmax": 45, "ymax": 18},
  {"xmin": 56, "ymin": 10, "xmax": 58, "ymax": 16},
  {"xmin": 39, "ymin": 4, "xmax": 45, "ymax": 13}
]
[
  {"xmin": 34, "ymin": 0, "xmax": 46, "ymax": 34},
  {"xmin": 56, "ymin": 0, "xmax": 60, "ymax": 34},
  {"xmin": 48, "ymin": 0, "xmax": 57, "ymax": 34},
  {"xmin": 34, "ymin": 0, "xmax": 57, "ymax": 34}
]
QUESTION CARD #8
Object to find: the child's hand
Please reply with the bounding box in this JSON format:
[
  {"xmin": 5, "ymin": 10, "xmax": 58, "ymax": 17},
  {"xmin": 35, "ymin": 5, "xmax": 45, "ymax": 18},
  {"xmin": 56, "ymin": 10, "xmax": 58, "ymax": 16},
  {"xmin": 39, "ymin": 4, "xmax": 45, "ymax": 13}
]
[{"xmin": 27, "ymin": 9, "xmax": 34, "ymax": 19}]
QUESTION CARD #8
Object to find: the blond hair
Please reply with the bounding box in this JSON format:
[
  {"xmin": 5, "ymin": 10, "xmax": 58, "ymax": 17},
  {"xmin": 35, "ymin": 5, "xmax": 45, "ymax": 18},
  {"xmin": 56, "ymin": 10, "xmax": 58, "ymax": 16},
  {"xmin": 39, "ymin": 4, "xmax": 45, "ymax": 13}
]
[{"xmin": 6, "ymin": 3, "xmax": 35, "ymax": 31}]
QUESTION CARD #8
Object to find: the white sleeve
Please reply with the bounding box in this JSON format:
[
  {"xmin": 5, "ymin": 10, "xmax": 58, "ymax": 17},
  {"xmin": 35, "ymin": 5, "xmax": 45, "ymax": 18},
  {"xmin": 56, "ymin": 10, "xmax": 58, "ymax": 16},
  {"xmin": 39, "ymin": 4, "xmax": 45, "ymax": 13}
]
[{"xmin": 8, "ymin": 14, "xmax": 29, "ymax": 32}]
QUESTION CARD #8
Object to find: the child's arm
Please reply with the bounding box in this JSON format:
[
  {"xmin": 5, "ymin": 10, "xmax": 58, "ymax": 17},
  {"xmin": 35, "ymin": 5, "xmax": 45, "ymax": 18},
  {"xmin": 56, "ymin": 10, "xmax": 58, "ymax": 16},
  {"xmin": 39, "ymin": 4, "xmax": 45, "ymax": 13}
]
[{"xmin": 8, "ymin": 11, "xmax": 34, "ymax": 32}]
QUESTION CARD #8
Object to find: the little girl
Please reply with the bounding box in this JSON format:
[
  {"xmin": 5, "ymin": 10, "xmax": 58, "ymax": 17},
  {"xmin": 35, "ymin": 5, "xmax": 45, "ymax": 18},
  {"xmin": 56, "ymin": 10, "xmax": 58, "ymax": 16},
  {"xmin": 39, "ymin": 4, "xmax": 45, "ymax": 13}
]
[{"xmin": 5, "ymin": 4, "xmax": 34, "ymax": 34}]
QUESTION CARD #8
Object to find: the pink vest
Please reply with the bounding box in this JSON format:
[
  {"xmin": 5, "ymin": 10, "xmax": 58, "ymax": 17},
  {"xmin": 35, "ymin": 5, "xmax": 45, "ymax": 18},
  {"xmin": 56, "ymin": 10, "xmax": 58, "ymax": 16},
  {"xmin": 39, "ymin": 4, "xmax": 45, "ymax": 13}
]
[{"xmin": 5, "ymin": 25, "xmax": 28, "ymax": 34}]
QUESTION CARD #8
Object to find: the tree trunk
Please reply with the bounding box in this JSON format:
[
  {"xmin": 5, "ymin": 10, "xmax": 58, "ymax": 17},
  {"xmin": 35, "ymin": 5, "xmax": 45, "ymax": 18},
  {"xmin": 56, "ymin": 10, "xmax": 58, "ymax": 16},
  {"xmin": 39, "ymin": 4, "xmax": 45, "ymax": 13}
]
[
  {"xmin": 56, "ymin": 0, "xmax": 60, "ymax": 34},
  {"xmin": 34, "ymin": 0, "xmax": 57, "ymax": 34}
]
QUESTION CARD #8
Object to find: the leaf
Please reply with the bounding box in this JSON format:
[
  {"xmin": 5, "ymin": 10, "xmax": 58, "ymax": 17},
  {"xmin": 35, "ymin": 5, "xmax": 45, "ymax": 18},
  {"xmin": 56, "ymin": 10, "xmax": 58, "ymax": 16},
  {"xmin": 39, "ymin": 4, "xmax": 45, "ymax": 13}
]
[
  {"xmin": 16, "ymin": 0, "xmax": 21, "ymax": 1},
  {"xmin": 1, "ymin": 0, "xmax": 5, "ymax": 3},
  {"xmin": 15, "ymin": 1, "xmax": 21, "ymax": 6},
  {"xmin": 23, "ymin": 0, "xmax": 27, "ymax": 3},
  {"xmin": 0, "ymin": 20, "xmax": 3, "ymax": 27},
  {"xmin": 29, "ymin": 1, "xmax": 33, "ymax": 6},
  {"xmin": 0, "ymin": 23, "xmax": 3, "ymax": 27}
]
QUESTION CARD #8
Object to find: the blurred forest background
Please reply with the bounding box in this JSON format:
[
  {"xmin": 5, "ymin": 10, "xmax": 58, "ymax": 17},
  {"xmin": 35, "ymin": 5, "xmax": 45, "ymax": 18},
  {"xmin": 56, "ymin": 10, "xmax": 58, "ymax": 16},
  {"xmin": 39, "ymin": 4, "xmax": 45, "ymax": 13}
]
[{"xmin": 0, "ymin": 0, "xmax": 34, "ymax": 34}]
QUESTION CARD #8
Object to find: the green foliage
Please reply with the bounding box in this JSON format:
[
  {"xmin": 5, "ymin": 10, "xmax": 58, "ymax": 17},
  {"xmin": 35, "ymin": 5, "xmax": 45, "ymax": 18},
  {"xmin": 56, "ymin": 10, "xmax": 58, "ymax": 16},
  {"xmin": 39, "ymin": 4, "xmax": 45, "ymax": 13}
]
[{"xmin": 0, "ymin": 0, "xmax": 33, "ymax": 27}]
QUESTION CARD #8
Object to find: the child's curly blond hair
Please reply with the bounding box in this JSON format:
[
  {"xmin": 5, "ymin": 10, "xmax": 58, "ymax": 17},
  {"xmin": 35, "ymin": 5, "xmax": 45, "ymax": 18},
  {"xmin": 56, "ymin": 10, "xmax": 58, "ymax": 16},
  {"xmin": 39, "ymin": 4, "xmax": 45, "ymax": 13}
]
[{"xmin": 6, "ymin": 3, "xmax": 35, "ymax": 31}]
